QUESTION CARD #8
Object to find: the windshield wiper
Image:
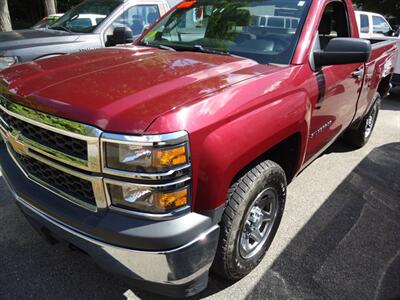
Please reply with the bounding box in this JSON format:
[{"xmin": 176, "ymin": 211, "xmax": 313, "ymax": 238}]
[
  {"xmin": 192, "ymin": 44, "xmax": 231, "ymax": 56},
  {"xmin": 140, "ymin": 41, "xmax": 176, "ymax": 52},
  {"xmin": 50, "ymin": 25, "xmax": 72, "ymax": 33}
]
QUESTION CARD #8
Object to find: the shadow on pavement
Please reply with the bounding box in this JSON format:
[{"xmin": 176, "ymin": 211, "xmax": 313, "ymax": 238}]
[{"xmin": 246, "ymin": 142, "xmax": 400, "ymax": 300}]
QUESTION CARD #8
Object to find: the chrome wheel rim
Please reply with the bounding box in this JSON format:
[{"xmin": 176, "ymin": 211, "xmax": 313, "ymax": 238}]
[
  {"xmin": 364, "ymin": 106, "xmax": 377, "ymax": 138},
  {"xmin": 239, "ymin": 188, "xmax": 279, "ymax": 259}
]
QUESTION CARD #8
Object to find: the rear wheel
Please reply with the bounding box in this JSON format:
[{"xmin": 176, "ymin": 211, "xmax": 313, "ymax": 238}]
[
  {"xmin": 212, "ymin": 160, "xmax": 286, "ymax": 280},
  {"xmin": 343, "ymin": 93, "xmax": 381, "ymax": 148}
]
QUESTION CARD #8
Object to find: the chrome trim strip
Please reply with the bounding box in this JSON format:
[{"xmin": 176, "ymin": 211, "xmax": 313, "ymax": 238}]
[
  {"xmin": 104, "ymin": 176, "xmax": 191, "ymax": 189},
  {"xmin": 17, "ymin": 134, "xmax": 91, "ymax": 170},
  {"xmin": 101, "ymin": 131, "xmax": 189, "ymax": 146},
  {"xmin": 102, "ymin": 164, "xmax": 191, "ymax": 180},
  {"xmin": 0, "ymin": 95, "xmax": 101, "ymax": 138},
  {"xmin": 0, "ymin": 96, "xmax": 102, "ymax": 172}
]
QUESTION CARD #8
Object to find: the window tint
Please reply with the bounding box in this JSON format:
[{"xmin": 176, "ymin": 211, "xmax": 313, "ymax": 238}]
[
  {"xmin": 108, "ymin": 4, "xmax": 160, "ymax": 37},
  {"xmin": 372, "ymin": 15, "xmax": 392, "ymax": 36},
  {"xmin": 360, "ymin": 14, "xmax": 369, "ymax": 33},
  {"xmin": 318, "ymin": 1, "xmax": 350, "ymax": 49}
]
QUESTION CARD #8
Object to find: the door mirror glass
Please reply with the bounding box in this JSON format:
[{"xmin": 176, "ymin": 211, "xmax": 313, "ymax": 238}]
[{"xmin": 314, "ymin": 38, "xmax": 371, "ymax": 68}]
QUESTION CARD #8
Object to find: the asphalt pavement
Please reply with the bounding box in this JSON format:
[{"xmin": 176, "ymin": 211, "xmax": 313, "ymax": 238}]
[{"xmin": 0, "ymin": 91, "xmax": 399, "ymax": 300}]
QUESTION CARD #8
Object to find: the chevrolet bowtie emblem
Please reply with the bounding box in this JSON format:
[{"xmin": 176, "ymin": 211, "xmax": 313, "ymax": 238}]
[{"xmin": 6, "ymin": 131, "xmax": 28, "ymax": 154}]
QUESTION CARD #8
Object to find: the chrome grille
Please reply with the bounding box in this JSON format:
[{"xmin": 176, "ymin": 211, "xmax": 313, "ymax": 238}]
[
  {"xmin": 0, "ymin": 95, "xmax": 102, "ymax": 172},
  {"xmin": 0, "ymin": 109, "xmax": 88, "ymax": 160},
  {"xmin": 14, "ymin": 151, "xmax": 96, "ymax": 206}
]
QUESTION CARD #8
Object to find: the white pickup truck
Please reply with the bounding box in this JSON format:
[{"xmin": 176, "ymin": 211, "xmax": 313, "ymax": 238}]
[{"xmin": 355, "ymin": 11, "xmax": 400, "ymax": 87}]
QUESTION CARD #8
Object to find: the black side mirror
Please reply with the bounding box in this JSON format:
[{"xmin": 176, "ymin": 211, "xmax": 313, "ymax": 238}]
[
  {"xmin": 314, "ymin": 38, "xmax": 371, "ymax": 68},
  {"xmin": 113, "ymin": 26, "xmax": 134, "ymax": 45}
]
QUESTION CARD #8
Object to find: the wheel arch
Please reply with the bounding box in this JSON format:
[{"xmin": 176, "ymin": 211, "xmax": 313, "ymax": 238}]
[{"xmin": 194, "ymin": 124, "xmax": 307, "ymax": 213}]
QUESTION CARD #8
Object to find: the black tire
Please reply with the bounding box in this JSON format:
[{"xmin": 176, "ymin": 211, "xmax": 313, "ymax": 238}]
[
  {"xmin": 212, "ymin": 160, "xmax": 286, "ymax": 280},
  {"xmin": 343, "ymin": 93, "xmax": 381, "ymax": 149}
]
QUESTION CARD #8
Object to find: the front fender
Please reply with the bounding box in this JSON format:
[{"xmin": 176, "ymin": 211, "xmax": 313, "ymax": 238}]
[{"xmin": 194, "ymin": 92, "xmax": 310, "ymax": 211}]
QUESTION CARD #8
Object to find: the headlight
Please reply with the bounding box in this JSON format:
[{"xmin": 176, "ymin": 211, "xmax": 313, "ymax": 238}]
[
  {"xmin": 106, "ymin": 181, "xmax": 190, "ymax": 214},
  {"xmin": 102, "ymin": 131, "xmax": 190, "ymax": 174},
  {"xmin": 0, "ymin": 57, "xmax": 18, "ymax": 69},
  {"xmin": 101, "ymin": 131, "xmax": 191, "ymax": 215}
]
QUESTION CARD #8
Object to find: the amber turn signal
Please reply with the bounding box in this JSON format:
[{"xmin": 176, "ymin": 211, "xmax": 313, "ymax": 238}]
[
  {"xmin": 156, "ymin": 189, "xmax": 188, "ymax": 210},
  {"xmin": 154, "ymin": 146, "xmax": 187, "ymax": 168}
]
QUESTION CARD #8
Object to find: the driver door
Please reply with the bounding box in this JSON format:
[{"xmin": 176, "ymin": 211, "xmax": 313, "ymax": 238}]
[{"xmin": 305, "ymin": 1, "xmax": 364, "ymax": 162}]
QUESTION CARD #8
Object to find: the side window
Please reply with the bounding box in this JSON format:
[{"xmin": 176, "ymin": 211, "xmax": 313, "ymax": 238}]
[
  {"xmin": 372, "ymin": 16, "xmax": 392, "ymax": 36},
  {"xmin": 70, "ymin": 18, "xmax": 93, "ymax": 28},
  {"xmin": 318, "ymin": 1, "xmax": 350, "ymax": 49},
  {"xmin": 106, "ymin": 5, "xmax": 160, "ymax": 40},
  {"xmin": 360, "ymin": 14, "xmax": 369, "ymax": 34}
]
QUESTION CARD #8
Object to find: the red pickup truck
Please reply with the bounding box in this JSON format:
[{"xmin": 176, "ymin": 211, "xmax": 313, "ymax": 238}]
[{"xmin": 0, "ymin": 0, "xmax": 397, "ymax": 297}]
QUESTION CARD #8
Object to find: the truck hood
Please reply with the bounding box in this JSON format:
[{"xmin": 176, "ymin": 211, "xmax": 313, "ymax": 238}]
[
  {"xmin": 0, "ymin": 46, "xmax": 278, "ymax": 134},
  {"xmin": 0, "ymin": 29, "xmax": 79, "ymax": 52}
]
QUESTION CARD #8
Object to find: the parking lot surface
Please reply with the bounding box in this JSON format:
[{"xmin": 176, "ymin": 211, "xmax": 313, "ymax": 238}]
[{"xmin": 0, "ymin": 91, "xmax": 399, "ymax": 300}]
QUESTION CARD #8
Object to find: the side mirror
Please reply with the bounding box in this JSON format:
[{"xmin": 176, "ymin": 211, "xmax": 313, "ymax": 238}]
[
  {"xmin": 113, "ymin": 26, "xmax": 134, "ymax": 45},
  {"xmin": 314, "ymin": 38, "xmax": 371, "ymax": 68}
]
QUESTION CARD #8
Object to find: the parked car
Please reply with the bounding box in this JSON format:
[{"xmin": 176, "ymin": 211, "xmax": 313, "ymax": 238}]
[
  {"xmin": 32, "ymin": 14, "xmax": 64, "ymax": 29},
  {"xmin": 0, "ymin": 0, "xmax": 173, "ymax": 70},
  {"xmin": 355, "ymin": 11, "xmax": 400, "ymax": 87},
  {"xmin": 0, "ymin": 0, "xmax": 397, "ymax": 297}
]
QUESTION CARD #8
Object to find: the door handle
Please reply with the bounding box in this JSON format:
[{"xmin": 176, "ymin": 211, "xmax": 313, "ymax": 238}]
[{"xmin": 352, "ymin": 69, "xmax": 364, "ymax": 79}]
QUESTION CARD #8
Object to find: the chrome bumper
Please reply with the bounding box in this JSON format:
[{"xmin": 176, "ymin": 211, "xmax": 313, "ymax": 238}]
[{"xmin": 2, "ymin": 168, "xmax": 220, "ymax": 297}]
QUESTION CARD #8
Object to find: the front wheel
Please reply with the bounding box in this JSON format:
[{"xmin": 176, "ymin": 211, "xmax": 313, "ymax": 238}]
[
  {"xmin": 343, "ymin": 93, "xmax": 381, "ymax": 148},
  {"xmin": 212, "ymin": 160, "xmax": 286, "ymax": 280}
]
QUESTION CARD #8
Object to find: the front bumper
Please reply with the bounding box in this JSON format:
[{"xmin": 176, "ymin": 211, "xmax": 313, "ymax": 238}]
[{"xmin": 0, "ymin": 141, "xmax": 220, "ymax": 297}]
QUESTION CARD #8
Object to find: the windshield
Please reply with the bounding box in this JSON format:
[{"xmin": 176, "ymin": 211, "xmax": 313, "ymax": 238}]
[
  {"xmin": 139, "ymin": 0, "xmax": 311, "ymax": 64},
  {"xmin": 49, "ymin": 0, "xmax": 123, "ymax": 33}
]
